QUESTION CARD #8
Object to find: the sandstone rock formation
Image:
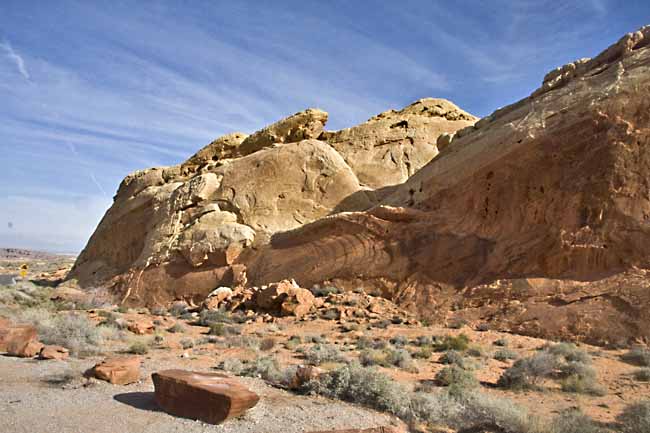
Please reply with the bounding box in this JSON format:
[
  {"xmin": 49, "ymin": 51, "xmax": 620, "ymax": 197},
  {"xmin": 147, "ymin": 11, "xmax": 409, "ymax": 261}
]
[
  {"xmin": 70, "ymin": 99, "xmax": 473, "ymax": 306},
  {"xmin": 238, "ymin": 26, "xmax": 650, "ymax": 345},
  {"xmin": 0, "ymin": 323, "xmax": 38, "ymax": 354},
  {"xmin": 39, "ymin": 345, "xmax": 70, "ymax": 360},
  {"xmin": 71, "ymin": 25, "xmax": 650, "ymax": 345},
  {"xmin": 91, "ymin": 356, "xmax": 141, "ymax": 385},
  {"xmin": 151, "ymin": 370, "xmax": 260, "ymax": 424}
]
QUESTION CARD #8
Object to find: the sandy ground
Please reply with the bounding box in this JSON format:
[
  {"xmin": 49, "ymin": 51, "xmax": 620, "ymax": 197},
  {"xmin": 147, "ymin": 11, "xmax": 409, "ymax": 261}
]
[{"xmin": 0, "ymin": 355, "xmax": 402, "ymax": 433}]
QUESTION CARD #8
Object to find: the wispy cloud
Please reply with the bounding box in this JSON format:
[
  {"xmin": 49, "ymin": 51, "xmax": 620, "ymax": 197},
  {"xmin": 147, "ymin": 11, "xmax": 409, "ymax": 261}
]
[{"xmin": 0, "ymin": 39, "xmax": 30, "ymax": 81}]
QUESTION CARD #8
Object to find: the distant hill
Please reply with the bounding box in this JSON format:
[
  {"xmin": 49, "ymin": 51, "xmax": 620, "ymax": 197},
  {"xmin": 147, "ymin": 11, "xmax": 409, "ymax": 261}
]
[{"xmin": 0, "ymin": 248, "xmax": 74, "ymax": 260}]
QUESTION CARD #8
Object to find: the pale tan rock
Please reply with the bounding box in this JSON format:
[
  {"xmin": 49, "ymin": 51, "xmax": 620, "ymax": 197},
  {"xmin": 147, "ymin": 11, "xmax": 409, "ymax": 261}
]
[
  {"xmin": 1, "ymin": 324, "xmax": 37, "ymax": 354},
  {"xmin": 39, "ymin": 345, "xmax": 69, "ymax": 360},
  {"xmin": 321, "ymin": 98, "xmax": 476, "ymax": 189}
]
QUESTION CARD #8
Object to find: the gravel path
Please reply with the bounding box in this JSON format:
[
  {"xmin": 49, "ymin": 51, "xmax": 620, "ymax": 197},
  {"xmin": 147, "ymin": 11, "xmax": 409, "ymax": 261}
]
[{"xmin": 0, "ymin": 356, "xmax": 402, "ymax": 433}]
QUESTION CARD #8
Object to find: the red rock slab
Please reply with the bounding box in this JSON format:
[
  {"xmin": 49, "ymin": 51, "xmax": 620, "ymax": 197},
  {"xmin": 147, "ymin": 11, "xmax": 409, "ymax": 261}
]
[
  {"xmin": 308, "ymin": 427, "xmax": 405, "ymax": 433},
  {"xmin": 92, "ymin": 356, "xmax": 141, "ymax": 385},
  {"xmin": 152, "ymin": 370, "xmax": 259, "ymax": 424},
  {"xmin": 1, "ymin": 324, "xmax": 37, "ymax": 354},
  {"xmin": 39, "ymin": 345, "xmax": 70, "ymax": 360},
  {"xmin": 11, "ymin": 340, "xmax": 44, "ymax": 358}
]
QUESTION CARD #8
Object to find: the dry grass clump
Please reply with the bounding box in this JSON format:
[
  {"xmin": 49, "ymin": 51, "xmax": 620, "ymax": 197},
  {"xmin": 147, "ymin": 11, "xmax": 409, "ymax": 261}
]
[
  {"xmin": 622, "ymin": 347, "xmax": 650, "ymax": 367},
  {"xmin": 304, "ymin": 344, "xmax": 345, "ymax": 365},
  {"xmin": 617, "ymin": 400, "xmax": 650, "ymax": 433}
]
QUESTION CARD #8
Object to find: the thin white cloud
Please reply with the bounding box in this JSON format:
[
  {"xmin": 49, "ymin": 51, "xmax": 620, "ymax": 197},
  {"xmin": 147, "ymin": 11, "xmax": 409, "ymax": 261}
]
[{"xmin": 0, "ymin": 39, "xmax": 30, "ymax": 81}]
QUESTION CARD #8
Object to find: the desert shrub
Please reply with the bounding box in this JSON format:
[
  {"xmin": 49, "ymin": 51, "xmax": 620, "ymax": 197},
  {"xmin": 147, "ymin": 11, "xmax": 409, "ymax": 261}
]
[
  {"xmin": 498, "ymin": 352, "xmax": 557, "ymax": 389},
  {"xmin": 35, "ymin": 311, "xmax": 103, "ymax": 357},
  {"xmin": 304, "ymin": 334, "xmax": 324, "ymax": 344},
  {"xmin": 180, "ymin": 338, "xmax": 194, "ymax": 349},
  {"xmin": 546, "ymin": 343, "xmax": 592, "ymax": 364},
  {"xmin": 389, "ymin": 335, "xmax": 408, "ymax": 347},
  {"xmin": 167, "ymin": 323, "xmax": 186, "ymax": 333},
  {"xmin": 494, "ymin": 338, "xmax": 509, "ymax": 347},
  {"xmin": 260, "ymin": 337, "xmax": 276, "ymax": 351},
  {"xmin": 150, "ymin": 306, "xmax": 168, "ymax": 316},
  {"xmin": 241, "ymin": 356, "xmax": 283, "ymax": 382},
  {"xmin": 168, "ymin": 302, "xmax": 188, "ymax": 317},
  {"xmin": 153, "ymin": 334, "xmax": 165, "ymax": 345},
  {"xmin": 128, "ymin": 340, "xmax": 149, "ymax": 355},
  {"xmin": 617, "ymin": 400, "xmax": 650, "ymax": 433},
  {"xmin": 435, "ymin": 365, "xmax": 479, "ymax": 394},
  {"xmin": 97, "ymin": 311, "xmax": 128, "ymax": 330},
  {"xmin": 413, "ymin": 346, "xmax": 433, "ymax": 359},
  {"xmin": 359, "ymin": 349, "xmax": 386, "ymax": 366},
  {"xmin": 309, "ymin": 284, "xmax": 341, "ymax": 297},
  {"xmin": 227, "ymin": 335, "xmax": 260, "ymax": 350},
  {"xmin": 560, "ymin": 373, "xmax": 606, "ymax": 396},
  {"xmin": 454, "ymin": 392, "xmax": 544, "ymax": 433},
  {"xmin": 414, "ymin": 335, "xmax": 433, "ymax": 346},
  {"xmin": 318, "ymin": 309, "xmax": 337, "ymax": 320},
  {"xmin": 467, "ymin": 346, "xmax": 485, "ymax": 358},
  {"xmin": 634, "ymin": 368, "xmax": 650, "ymax": 382},
  {"xmin": 356, "ymin": 336, "xmax": 375, "ymax": 350},
  {"xmin": 305, "ymin": 362, "xmax": 414, "ymax": 420},
  {"xmin": 494, "ymin": 348, "xmax": 518, "ymax": 362},
  {"xmin": 550, "ymin": 410, "xmax": 606, "ymax": 433},
  {"xmin": 622, "ymin": 347, "xmax": 650, "ymax": 367},
  {"xmin": 385, "ymin": 348, "xmax": 417, "ymax": 371},
  {"xmin": 220, "ymin": 358, "xmax": 244, "ymax": 375},
  {"xmin": 440, "ymin": 350, "xmax": 466, "ymax": 367},
  {"xmin": 285, "ymin": 335, "xmax": 302, "ymax": 350},
  {"xmin": 436, "ymin": 334, "xmax": 471, "ymax": 352},
  {"xmin": 199, "ymin": 308, "xmax": 245, "ymax": 325},
  {"xmin": 476, "ymin": 323, "xmax": 490, "ymax": 332},
  {"xmin": 448, "ymin": 318, "xmax": 467, "ymax": 329},
  {"xmin": 305, "ymin": 344, "xmax": 344, "ymax": 365},
  {"xmin": 208, "ymin": 322, "xmax": 240, "ymax": 336},
  {"xmin": 373, "ymin": 319, "xmax": 391, "ymax": 329},
  {"xmin": 340, "ymin": 322, "xmax": 360, "ymax": 333},
  {"xmin": 116, "ymin": 305, "xmax": 130, "ymax": 314}
]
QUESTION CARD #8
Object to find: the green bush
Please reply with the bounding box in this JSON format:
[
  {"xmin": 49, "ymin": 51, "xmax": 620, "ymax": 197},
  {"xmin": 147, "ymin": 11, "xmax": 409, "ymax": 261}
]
[
  {"xmin": 241, "ymin": 356, "xmax": 284, "ymax": 382},
  {"xmin": 546, "ymin": 343, "xmax": 592, "ymax": 364},
  {"xmin": 494, "ymin": 348, "xmax": 518, "ymax": 362},
  {"xmin": 494, "ymin": 338, "xmax": 509, "ymax": 347},
  {"xmin": 435, "ymin": 334, "xmax": 470, "ymax": 352},
  {"xmin": 413, "ymin": 346, "xmax": 433, "ymax": 359},
  {"xmin": 128, "ymin": 340, "xmax": 149, "ymax": 355},
  {"xmin": 435, "ymin": 365, "xmax": 479, "ymax": 393},
  {"xmin": 617, "ymin": 400, "xmax": 650, "ymax": 433}
]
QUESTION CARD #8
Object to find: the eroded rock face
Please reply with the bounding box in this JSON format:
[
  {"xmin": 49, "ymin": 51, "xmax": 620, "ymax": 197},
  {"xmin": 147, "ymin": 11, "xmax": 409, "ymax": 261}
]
[
  {"xmin": 0, "ymin": 324, "xmax": 38, "ymax": 355},
  {"xmin": 322, "ymin": 98, "xmax": 476, "ymax": 189},
  {"xmin": 70, "ymin": 101, "xmax": 470, "ymax": 306},
  {"xmin": 152, "ymin": 370, "xmax": 259, "ymax": 424},
  {"xmin": 238, "ymin": 26, "xmax": 650, "ymax": 345}
]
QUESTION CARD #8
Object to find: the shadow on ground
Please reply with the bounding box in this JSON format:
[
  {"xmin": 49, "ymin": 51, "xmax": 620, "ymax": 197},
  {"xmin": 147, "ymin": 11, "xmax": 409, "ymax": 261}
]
[{"xmin": 114, "ymin": 392, "xmax": 161, "ymax": 412}]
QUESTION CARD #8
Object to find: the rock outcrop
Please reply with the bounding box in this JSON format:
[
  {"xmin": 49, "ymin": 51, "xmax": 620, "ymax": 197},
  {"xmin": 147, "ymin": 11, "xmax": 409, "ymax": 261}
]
[
  {"xmin": 71, "ymin": 26, "xmax": 650, "ymax": 345},
  {"xmin": 238, "ymin": 26, "xmax": 650, "ymax": 345},
  {"xmin": 70, "ymin": 100, "xmax": 472, "ymax": 306},
  {"xmin": 152, "ymin": 370, "xmax": 260, "ymax": 424}
]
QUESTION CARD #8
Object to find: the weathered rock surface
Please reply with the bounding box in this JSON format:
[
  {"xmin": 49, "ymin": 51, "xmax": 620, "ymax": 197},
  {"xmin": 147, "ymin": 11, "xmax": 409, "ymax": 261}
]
[
  {"xmin": 91, "ymin": 356, "xmax": 141, "ymax": 385},
  {"xmin": 236, "ymin": 26, "xmax": 650, "ymax": 345},
  {"xmin": 0, "ymin": 324, "xmax": 38, "ymax": 354},
  {"xmin": 72, "ymin": 26, "xmax": 650, "ymax": 345},
  {"xmin": 322, "ymin": 98, "xmax": 476, "ymax": 189},
  {"xmin": 152, "ymin": 369, "xmax": 260, "ymax": 424},
  {"xmin": 70, "ymin": 100, "xmax": 470, "ymax": 306},
  {"xmin": 39, "ymin": 345, "xmax": 70, "ymax": 360}
]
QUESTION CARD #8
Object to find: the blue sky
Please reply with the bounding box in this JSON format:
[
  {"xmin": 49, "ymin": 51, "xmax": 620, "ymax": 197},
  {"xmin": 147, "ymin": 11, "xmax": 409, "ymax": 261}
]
[{"xmin": 1, "ymin": 1, "xmax": 648, "ymax": 253}]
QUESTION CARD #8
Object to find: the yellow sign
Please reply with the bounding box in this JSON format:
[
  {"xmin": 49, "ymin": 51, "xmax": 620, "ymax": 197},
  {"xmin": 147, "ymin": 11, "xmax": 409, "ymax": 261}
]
[{"xmin": 19, "ymin": 264, "xmax": 28, "ymax": 279}]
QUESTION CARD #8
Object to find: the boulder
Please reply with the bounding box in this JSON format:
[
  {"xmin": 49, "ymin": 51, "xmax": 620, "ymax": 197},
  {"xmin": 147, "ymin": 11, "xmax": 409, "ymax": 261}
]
[
  {"xmin": 39, "ymin": 345, "xmax": 70, "ymax": 360},
  {"xmin": 152, "ymin": 369, "xmax": 259, "ymax": 424},
  {"xmin": 286, "ymin": 365, "xmax": 324, "ymax": 390},
  {"xmin": 1, "ymin": 324, "xmax": 38, "ymax": 354},
  {"xmin": 10, "ymin": 339, "xmax": 44, "ymax": 358},
  {"xmin": 91, "ymin": 356, "xmax": 141, "ymax": 385},
  {"xmin": 254, "ymin": 280, "xmax": 315, "ymax": 318},
  {"xmin": 127, "ymin": 318, "xmax": 155, "ymax": 335}
]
